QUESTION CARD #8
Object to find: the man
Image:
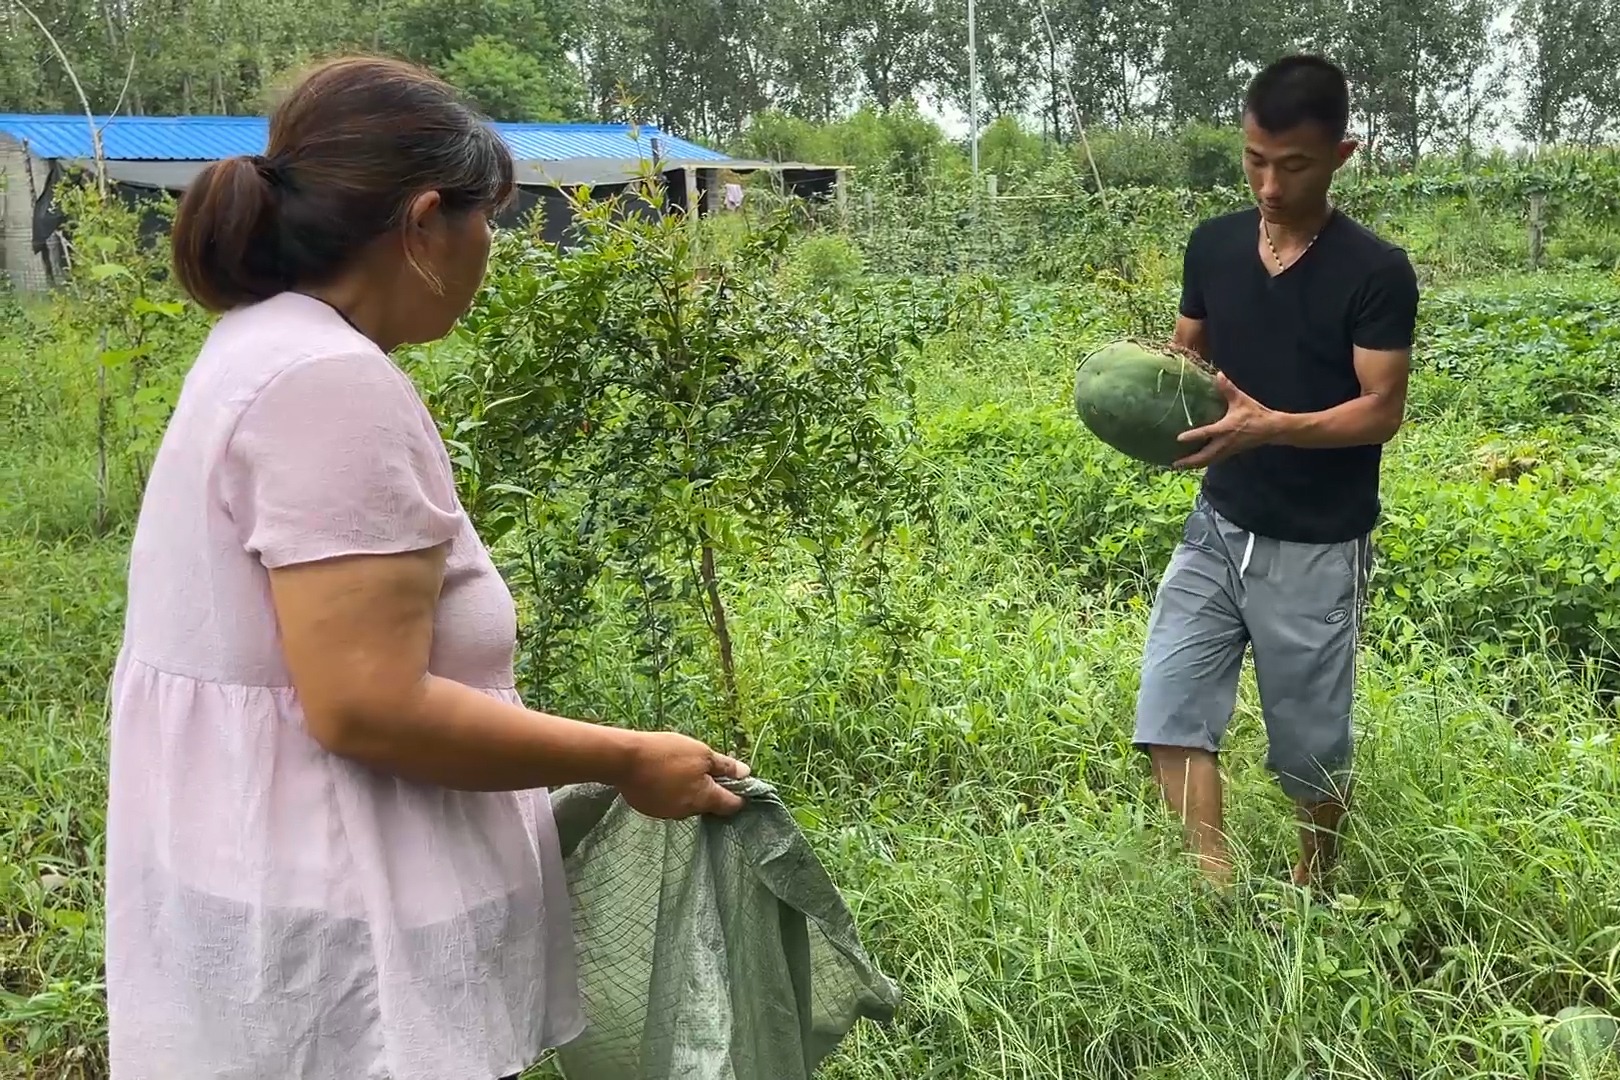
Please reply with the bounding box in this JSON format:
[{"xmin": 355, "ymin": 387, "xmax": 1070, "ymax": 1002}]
[{"xmin": 1133, "ymin": 54, "xmax": 1419, "ymax": 891}]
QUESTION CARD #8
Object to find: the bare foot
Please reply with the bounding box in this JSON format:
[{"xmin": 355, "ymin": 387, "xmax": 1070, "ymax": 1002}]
[
  {"xmin": 1290, "ymin": 859, "xmax": 1313, "ymax": 889},
  {"xmin": 1200, "ymin": 853, "xmax": 1237, "ymax": 891},
  {"xmin": 1293, "ymin": 795, "xmax": 1348, "ymax": 891}
]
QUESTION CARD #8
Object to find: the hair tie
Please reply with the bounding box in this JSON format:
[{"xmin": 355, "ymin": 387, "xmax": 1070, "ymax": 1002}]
[{"xmin": 250, "ymin": 154, "xmax": 283, "ymax": 188}]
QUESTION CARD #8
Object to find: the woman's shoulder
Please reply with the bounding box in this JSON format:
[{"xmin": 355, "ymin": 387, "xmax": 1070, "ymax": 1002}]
[
  {"xmin": 203, "ymin": 292, "xmax": 398, "ymax": 387},
  {"xmin": 181, "ymin": 292, "xmax": 430, "ymax": 445}
]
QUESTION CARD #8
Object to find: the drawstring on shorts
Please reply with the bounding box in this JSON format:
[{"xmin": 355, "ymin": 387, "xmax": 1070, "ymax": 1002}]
[{"xmin": 1236, "ymin": 530, "xmax": 1255, "ymax": 606}]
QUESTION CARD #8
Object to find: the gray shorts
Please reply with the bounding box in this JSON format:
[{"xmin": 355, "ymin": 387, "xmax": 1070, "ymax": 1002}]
[{"xmin": 1133, "ymin": 494, "xmax": 1372, "ymax": 803}]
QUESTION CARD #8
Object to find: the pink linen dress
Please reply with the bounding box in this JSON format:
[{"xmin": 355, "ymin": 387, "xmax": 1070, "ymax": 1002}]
[{"xmin": 105, "ymin": 290, "xmax": 583, "ymax": 1080}]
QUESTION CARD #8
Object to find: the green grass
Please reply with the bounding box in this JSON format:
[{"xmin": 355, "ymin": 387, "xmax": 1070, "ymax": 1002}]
[{"xmin": 5, "ymin": 266, "xmax": 1620, "ymax": 1079}]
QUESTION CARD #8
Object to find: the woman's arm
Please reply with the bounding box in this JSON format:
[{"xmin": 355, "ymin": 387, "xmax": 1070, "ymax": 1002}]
[{"xmin": 269, "ymin": 544, "xmax": 747, "ymax": 817}]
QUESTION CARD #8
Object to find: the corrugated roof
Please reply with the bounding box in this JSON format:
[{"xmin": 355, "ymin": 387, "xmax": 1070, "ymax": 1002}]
[
  {"xmin": 0, "ymin": 113, "xmax": 731, "ymax": 165},
  {"xmin": 498, "ymin": 122, "xmax": 728, "ymax": 163},
  {"xmin": 0, "ymin": 114, "xmax": 266, "ymax": 160}
]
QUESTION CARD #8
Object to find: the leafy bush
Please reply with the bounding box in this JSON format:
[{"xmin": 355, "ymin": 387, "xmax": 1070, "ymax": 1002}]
[
  {"xmin": 1412, "ymin": 283, "xmax": 1620, "ymax": 426},
  {"xmin": 28, "ymin": 180, "xmax": 207, "ymax": 534},
  {"xmin": 783, "ymin": 232, "xmax": 866, "ymax": 292},
  {"xmin": 427, "ymin": 184, "xmax": 938, "ymax": 747}
]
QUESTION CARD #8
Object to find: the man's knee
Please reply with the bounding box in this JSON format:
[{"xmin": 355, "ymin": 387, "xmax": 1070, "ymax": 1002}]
[
  {"xmin": 1265, "ymin": 717, "xmax": 1353, "ymax": 804},
  {"xmin": 1144, "ymin": 742, "xmax": 1220, "ymax": 774}
]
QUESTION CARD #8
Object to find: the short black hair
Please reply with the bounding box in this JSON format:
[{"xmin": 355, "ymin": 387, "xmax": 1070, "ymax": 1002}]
[{"xmin": 1243, "ymin": 54, "xmax": 1349, "ymax": 141}]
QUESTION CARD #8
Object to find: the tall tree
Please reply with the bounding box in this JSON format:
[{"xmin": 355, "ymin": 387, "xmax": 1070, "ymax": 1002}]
[
  {"xmin": 931, "ymin": 0, "xmax": 1041, "ymax": 121},
  {"xmin": 1339, "ymin": 0, "xmax": 1495, "ymax": 162},
  {"xmin": 1043, "ymin": 0, "xmax": 1163, "ymax": 127},
  {"xmin": 842, "ymin": 0, "xmax": 939, "ymax": 109},
  {"xmin": 1157, "ymin": 0, "xmax": 1270, "ymax": 126},
  {"xmin": 767, "ymin": 0, "xmax": 853, "ymax": 120},
  {"xmin": 1512, "ymin": 0, "xmax": 1620, "ymax": 144}
]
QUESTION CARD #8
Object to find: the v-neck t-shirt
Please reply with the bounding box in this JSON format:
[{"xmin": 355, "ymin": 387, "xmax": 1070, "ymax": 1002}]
[{"xmin": 1180, "ymin": 206, "xmax": 1419, "ymax": 544}]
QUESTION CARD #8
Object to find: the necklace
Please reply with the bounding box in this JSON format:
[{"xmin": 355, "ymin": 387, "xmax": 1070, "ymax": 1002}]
[
  {"xmin": 1262, "ymin": 207, "xmax": 1331, "ymax": 272},
  {"xmin": 296, "ymin": 290, "xmax": 363, "ymax": 334}
]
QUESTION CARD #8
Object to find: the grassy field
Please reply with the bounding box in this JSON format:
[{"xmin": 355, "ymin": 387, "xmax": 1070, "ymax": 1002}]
[{"xmin": 4, "ymin": 240, "xmax": 1620, "ymax": 1078}]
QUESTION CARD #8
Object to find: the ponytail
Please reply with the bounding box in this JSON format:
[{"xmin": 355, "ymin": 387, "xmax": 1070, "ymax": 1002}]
[{"xmin": 171, "ymin": 155, "xmax": 285, "ymax": 313}]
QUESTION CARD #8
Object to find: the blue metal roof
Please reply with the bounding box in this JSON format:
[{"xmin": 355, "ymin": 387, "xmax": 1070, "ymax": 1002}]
[
  {"xmin": 0, "ymin": 113, "xmax": 731, "ymax": 164},
  {"xmin": 498, "ymin": 121, "xmax": 728, "ymax": 162},
  {"xmin": 0, "ymin": 114, "xmax": 266, "ymax": 160}
]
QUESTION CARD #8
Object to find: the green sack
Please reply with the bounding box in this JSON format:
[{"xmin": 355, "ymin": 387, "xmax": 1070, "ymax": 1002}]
[{"xmin": 549, "ymin": 776, "xmax": 901, "ymax": 1080}]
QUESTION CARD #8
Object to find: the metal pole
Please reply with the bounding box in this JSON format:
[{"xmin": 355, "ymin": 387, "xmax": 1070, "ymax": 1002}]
[{"xmin": 967, "ymin": 0, "xmax": 978, "ymax": 178}]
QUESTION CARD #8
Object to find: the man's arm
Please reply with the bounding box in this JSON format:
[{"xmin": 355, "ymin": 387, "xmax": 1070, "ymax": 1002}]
[
  {"xmin": 1174, "ymin": 252, "xmax": 1418, "ymax": 468},
  {"xmin": 1173, "ymin": 224, "xmax": 1208, "ymax": 357},
  {"xmin": 1172, "ymin": 314, "xmax": 1208, "ymax": 360},
  {"xmin": 1273, "ymin": 252, "xmax": 1418, "ymax": 447},
  {"xmin": 1266, "ymin": 344, "xmax": 1408, "ymax": 448}
]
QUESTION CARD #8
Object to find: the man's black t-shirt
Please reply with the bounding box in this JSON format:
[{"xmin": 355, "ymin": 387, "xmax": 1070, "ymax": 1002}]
[{"xmin": 1180, "ymin": 206, "xmax": 1419, "ymax": 545}]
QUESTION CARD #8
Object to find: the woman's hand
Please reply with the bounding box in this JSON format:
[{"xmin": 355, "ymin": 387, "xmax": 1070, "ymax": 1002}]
[{"xmin": 618, "ymin": 732, "xmax": 752, "ymax": 818}]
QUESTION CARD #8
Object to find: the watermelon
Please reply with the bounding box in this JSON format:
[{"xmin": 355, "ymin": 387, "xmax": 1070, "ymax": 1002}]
[
  {"xmin": 1073, "ymin": 339, "xmax": 1228, "ymax": 468},
  {"xmin": 1546, "ymin": 1005, "xmax": 1618, "ymax": 1076}
]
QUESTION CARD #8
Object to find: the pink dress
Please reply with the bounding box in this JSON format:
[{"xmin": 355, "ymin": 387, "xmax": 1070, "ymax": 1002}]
[{"xmin": 105, "ymin": 291, "xmax": 583, "ymax": 1080}]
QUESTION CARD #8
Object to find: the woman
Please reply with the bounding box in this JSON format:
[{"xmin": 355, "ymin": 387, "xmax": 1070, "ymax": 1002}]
[{"xmin": 105, "ymin": 55, "xmax": 749, "ymax": 1080}]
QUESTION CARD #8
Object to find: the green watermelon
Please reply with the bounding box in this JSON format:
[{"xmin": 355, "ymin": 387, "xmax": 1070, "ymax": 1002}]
[
  {"xmin": 1073, "ymin": 339, "xmax": 1228, "ymax": 468},
  {"xmin": 1546, "ymin": 1006, "xmax": 1619, "ymax": 1076}
]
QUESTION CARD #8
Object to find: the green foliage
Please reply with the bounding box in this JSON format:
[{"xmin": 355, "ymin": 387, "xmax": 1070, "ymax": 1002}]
[
  {"xmin": 15, "ymin": 140, "xmax": 1620, "ymax": 1080},
  {"xmin": 845, "ymin": 167, "xmax": 1245, "ymax": 284},
  {"xmin": 1174, "ymin": 122, "xmax": 1246, "ymax": 189},
  {"xmin": 977, "ymin": 115, "xmax": 1052, "ymax": 181},
  {"xmin": 47, "ymin": 179, "xmax": 208, "ymax": 533},
  {"xmin": 732, "ymin": 103, "xmax": 952, "ymax": 191},
  {"xmin": 1081, "ymin": 124, "xmax": 1196, "ymax": 189},
  {"xmin": 426, "ymin": 185, "xmax": 936, "ymax": 745},
  {"xmin": 782, "ymin": 232, "xmax": 866, "ymax": 292},
  {"xmin": 390, "ymin": 0, "xmax": 579, "ymax": 62},
  {"xmin": 439, "ymin": 35, "xmax": 584, "ymax": 121},
  {"xmin": 2, "ymin": 0, "xmax": 1615, "ymax": 151},
  {"xmin": 381, "ymin": 0, "xmax": 587, "ymax": 122},
  {"xmin": 839, "ymin": 150, "xmax": 1620, "ymax": 284},
  {"xmin": 1414, "ymin": 284, "xmax": 1620, "ymax": 424}
]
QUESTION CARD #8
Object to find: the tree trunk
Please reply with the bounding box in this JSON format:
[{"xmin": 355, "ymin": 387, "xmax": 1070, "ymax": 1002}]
[
  {"xmin": 96, "ymin": 329, "xmax": 109, "ymax": 534},
  {"xmin": 698, "ymin": 541, "xmax": 745, "ymax": 754},
  {"xmin": 1049, "ymin": 37, "xmax": 1060, "ymax": 140}
]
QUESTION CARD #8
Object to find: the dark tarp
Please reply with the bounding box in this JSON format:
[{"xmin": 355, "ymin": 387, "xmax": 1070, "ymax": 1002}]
[
  {"xmin": 62, "ymin": 156, "xmax": 784, "ymax": 192},
  {"xmin": 33, "ymin": 159, "xmax": 176, "ymax": 253}
]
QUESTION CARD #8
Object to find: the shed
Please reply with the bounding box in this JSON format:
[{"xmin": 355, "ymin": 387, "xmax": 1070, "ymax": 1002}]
[{"xmin": 0, "ymin": 113, "xmax": 844, "ymax": 291}]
